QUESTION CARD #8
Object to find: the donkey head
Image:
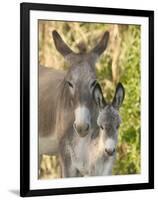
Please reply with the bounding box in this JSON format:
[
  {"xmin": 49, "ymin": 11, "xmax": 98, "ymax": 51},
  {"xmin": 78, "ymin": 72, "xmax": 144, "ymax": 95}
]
[
  {"xmin": 93, "ymin": 83, "xmax": 125, "ymax": 156},
  {"xmin": 52, "ymin": 31, "xmax": 109, "ymax": 137}
]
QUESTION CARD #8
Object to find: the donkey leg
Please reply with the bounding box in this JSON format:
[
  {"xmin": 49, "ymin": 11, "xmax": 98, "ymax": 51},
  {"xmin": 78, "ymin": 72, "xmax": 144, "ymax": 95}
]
[
  {"xmin": 59, "ymin": 154, "xmax": 78, "ymax": 178},
  {"xmin": 102, "ymin": 159, "xmax": 114, "ymax": 176}
]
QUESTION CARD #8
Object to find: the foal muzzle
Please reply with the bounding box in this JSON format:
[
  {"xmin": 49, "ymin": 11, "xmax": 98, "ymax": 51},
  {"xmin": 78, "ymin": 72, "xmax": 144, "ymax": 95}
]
[{"xmin": 105, "ymin": 148, "xmax": 116, "ymax": 156}]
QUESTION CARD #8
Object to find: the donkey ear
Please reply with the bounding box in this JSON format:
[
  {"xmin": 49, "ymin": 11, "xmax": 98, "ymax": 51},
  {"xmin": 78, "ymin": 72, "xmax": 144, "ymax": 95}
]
[
  {"xmin": 91, "ymin": 31, "xmax": 109, "ymax": 57},
  {"xmin": 52, "ymin": 31, "xmax": 74, "ymax": 57},
  {"xmin": 112, "ymin": 83, "xmax": 125, "ymax": 110},
  {"xmin": 93, "ymin": 83, "xmax": 106, "ymax": 109}
]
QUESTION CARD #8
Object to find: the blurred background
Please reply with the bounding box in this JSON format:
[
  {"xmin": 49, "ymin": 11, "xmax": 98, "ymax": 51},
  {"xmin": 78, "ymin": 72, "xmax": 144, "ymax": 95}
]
[{"xmin": 38, "ymin": 20, "xmax": 141, "ymax": 179}]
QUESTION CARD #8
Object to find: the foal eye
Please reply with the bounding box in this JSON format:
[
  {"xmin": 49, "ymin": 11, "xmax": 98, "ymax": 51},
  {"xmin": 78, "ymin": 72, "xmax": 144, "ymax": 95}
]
[
  {"xmin": 116, "ymin": 124, "xmax": 120, "ymax": 129},
  {"xmin": 90, "ymin": 80, "xmax": 97, "ymax": 88},
  {"xmin": 67, "ymin": 81, "xmax": 73, "ymax": 88}
]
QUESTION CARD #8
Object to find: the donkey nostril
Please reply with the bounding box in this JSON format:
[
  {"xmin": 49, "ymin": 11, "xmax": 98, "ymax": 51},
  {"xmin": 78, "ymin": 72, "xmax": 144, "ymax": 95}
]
[
  {"xmin": 73, "ymin": 123, "xmax": 80, "ymax": 133},
  {"xmin": 73, "ymin": 123, "xmax": 89, "ymax": 135},
  {"xmin": 105, "ymin": 148, "xmax": 115, "ymax": 156},
  {"xmin": 85, "ymin": 124, "xmax": 89, "ymax": 131},
  {"xmin": 74, "ymin": 123, "xmax": 82, "ymax": 133},
  {"xmin": 73, "ymin": 123, "xmax": 76, "ymax": 129}
]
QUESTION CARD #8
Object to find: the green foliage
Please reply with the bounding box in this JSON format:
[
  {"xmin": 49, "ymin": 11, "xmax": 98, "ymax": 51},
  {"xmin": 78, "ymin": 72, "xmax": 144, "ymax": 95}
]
[{"xmin": 112, "ymin": 25, "xmax": 141, "ymax": 174}]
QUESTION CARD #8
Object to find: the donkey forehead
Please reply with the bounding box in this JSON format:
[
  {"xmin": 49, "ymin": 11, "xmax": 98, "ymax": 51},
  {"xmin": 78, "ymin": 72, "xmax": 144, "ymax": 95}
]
[
  {"xmin": 98, "ymin": 106, "xmax": 121, "ymax": 126},
  {"xmin": 68, "ymin": 62, "xmax": 96, "ymax": 83}
]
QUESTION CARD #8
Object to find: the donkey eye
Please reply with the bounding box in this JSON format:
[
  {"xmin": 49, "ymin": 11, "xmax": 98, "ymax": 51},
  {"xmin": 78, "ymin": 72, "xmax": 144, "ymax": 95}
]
[
  {"xmin": 100, "ymin": 125, "xmax": 104, "ymax": 130},
  {"xmin": 67, "ymin": 81, "xmax": 73, "ymax": 88}
]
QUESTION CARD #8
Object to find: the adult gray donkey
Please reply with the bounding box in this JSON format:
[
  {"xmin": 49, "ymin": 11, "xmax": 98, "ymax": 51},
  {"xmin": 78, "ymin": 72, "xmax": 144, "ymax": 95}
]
[{"xmin": 39, "ymin": 30, "xmax": 109, "ymax": 177}]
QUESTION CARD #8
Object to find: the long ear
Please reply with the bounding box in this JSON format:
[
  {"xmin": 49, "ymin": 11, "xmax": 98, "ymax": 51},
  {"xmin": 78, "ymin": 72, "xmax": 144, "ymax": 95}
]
[
  {"xmin": 93, "ymin": 83, "xmax": 106, "ymax": 110},
  {"xmin": 91, "ymin": 31, "xmax": 109, "ymax": 57},
  {"xmin": 112, "ymin": 83, "xmax": 125, "ymax": 110},
  {"xmin": 52, "ymin": 31, "xmax": 74, "ymax": 57}
]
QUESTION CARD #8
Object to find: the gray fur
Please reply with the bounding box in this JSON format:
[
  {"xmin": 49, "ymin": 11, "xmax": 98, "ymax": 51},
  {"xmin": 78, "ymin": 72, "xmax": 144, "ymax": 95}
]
[{"xmin": 97, "ymin": 105, "xmax": 121, "ymax": 137}]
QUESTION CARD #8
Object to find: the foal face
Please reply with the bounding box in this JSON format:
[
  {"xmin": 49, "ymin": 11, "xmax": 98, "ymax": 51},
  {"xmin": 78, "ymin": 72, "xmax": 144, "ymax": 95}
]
[
  {"xmin": 93, "ymin": 83, "xmax": 125, "ymax": 156},
  {"xmin": 97, "ymin": 105, "xmax": 121, "ymax": 156}
]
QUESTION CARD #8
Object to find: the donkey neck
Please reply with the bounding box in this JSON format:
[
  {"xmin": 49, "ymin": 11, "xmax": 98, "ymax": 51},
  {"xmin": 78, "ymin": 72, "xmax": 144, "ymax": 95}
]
[{"xmin": 54, "ymin": 78, "xmax": 75, "ymax": 139}]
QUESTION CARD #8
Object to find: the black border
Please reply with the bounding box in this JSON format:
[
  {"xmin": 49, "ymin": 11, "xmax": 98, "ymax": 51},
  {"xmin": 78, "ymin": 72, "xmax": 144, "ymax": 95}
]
[{"xmin": 20, "ymin": 2, "xmax": 154, "ymax": 197}]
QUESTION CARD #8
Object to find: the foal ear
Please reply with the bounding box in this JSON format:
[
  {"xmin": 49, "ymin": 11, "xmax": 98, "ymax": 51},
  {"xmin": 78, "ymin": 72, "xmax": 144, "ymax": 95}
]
[
  {"xmin": 91, "ymin": 31, "xmax": 109, "ymax": 58},
  {"xmin": 93, "ymin": 83, "xmax": 106, "ymax": 110},
  {"xmin": 52, "ymin": 31, "xmax": 74, "ymax": 57},
  {"xmin": 112, "ymin": 83, "xmax": 125, "ymax": 110}
]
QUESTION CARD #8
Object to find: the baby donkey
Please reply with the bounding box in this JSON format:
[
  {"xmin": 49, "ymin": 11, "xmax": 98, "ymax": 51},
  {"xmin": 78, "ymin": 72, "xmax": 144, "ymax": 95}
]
[{"xmin": 90, "ymin": 82, "xmax": 125, "ymax": 175}]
